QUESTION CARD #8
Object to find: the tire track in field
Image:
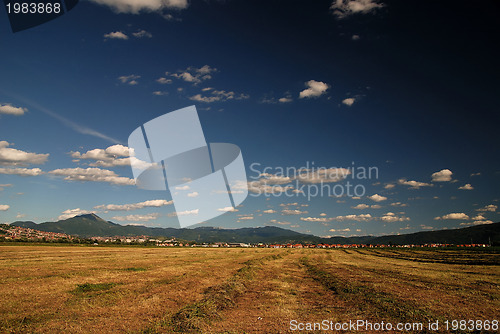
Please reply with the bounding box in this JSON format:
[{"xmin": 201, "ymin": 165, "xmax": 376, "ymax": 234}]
[
  {"xmin": 299, "ymin": 256, "xmax": 440, "ymax": 329},
  {"xmin": 144, "ymin": 252, "xmax": 288, "ymax": 333}
]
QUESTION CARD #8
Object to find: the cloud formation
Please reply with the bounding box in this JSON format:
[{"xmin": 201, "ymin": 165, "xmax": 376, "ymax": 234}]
[
  {"xmin": 330, "ymin": 0, "xmax": 384, "ymax": 19},
  {"xmin": 0, "ymin": 103, "xmax": 27, "ymax": 116},
  {"xmin": 431, "ymin": 169, "xmax": 453, "ymax": 182},
  {"xmin": 0, "ymin": 167, "xmax": 43, "ymax": 176},
  {"xmin": 0, "ymin": 141, "xmax": 48, "ymax": 166},
  {"xmin": 89, "ymin": 0, "xmax": 188, "ymax": 14},
  {"xmin": 49, "ymin": 167, "xmax": 135, "ymax": 186},
  {"xmin": 434, "ymin": 212, "xmax": 469, "ymax": 220},
  {"xmin": 299, "ymin": 80, "xmax": 329, "ymax": 98},
  {"xmin": 94, "ymin": 199, "xmax": 172, "ymax": 211},
  {"xmin": 112, "ymin": 213, "xmax": 160, "ymax": 222},
  {"xmin": 58, "ymin": 208, "xmax": 96, "ymax": 220},
  {"xmin": 104, "ymin": 31, "xmax": 128, "ymax": 40}
]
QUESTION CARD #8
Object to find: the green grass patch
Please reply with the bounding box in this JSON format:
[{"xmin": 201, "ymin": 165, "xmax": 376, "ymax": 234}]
[{"xmin": 73, "ymin": 282, "xmax": 117, "ymax": 294}]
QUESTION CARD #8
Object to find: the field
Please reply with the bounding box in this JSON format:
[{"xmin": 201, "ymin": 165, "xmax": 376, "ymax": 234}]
[{"xmin": 0, "ymin": 245, "xmax": 498, "ymax": 333}]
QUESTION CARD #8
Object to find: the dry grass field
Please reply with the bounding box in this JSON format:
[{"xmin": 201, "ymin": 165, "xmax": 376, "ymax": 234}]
[{"xmin": 0, "ymin": 245, "xmax": 498, "ymax": 333}]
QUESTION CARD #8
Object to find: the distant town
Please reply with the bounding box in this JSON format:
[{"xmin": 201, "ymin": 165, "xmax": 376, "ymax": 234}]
[{"xmin": 0, "ymin": 224, "xmax": 491, "ymax": 249}]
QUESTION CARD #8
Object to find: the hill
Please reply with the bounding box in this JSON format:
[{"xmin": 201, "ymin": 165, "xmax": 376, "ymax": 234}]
[{"xmin": 11, "ymin": 214, "xmax": 500, "ymax": 245}]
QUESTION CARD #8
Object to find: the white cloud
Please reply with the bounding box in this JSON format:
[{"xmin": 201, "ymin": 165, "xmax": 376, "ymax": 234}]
[
  {"xmin": 300, "ymin": 216, "xmax": 334, "ymax": 222},
  {"xmin": 0, "ymin": 141, "xmax": 49, "ymax": 166},
  {"xmin": 0, "ymin": 204, "xmax": 9, "ymax": 211},
  {"xmin": 190, "ymin": 89, "xmax": 249, "ymax": 103},
  {"xmin": 342, "ymin": 98, "xmax": 355, "ymax": 106},
  {"xmin": 175, "ymin": 185, "xmax": 190, "ymax": 190},
  {"xmin": 89, "ymin": 0, "xmax": 188, "ymax": 14},
  {"xmin": 282, "ymin": 209, "xmax": 308, "ymax": 215},
  {"xmin": 458, "ymin": 184, "xmax": 474, "ymax": 190},
  {"xmin": 132, "ymin": 29, "xmax": 152, "ymax": 38},
  {"xmin": 434, "ymin": 213, "xmax": 470, "ymax": 220},
  {"xmin": 112, "ymin": 213, "xmax": 160, "ymax": 222},
  {"xmin": 398, "ymin": 179, "xmax": 433, "ymax": 189},
  {"xmin": 187, "ymin": 191, "xmax": 199, "ymax": 198},
  {"xmin": 94, "ymin": 199, "xmax": 172, "ymax": 211},
  {"xmin": 476, "ymin": 204, "xmax": 497, "ymax": 212},
  {"xmin": 352, "ymin": 203, "xmax": 369, "ymax": 209},
  {"xmin": 156, "ymin": 77, "xmax": 172, "ymax": 84},
  {"xmin": 247, "ymin": 181, "xmax": 294, "ymax": 195},
  {"xmin": 330, "ymin": 0, "xmax": 384, "ymax": 19},
  {"xmin": 49, "ymin": 167, "xmax": 135, "ymax": 186},
  {"xmin": 71, "ymin": 144, "xmax": 151, "ymax": 169},
  {"xmin": 368, "ymin": 194, "xmax": 387, "ymax": 202},
  {"xmin": 431, "ymin": 169, "xmax": 453, "ymax": 182},
  {"xmin": 334, "ymin": 214, "xmax": 372, "ymax": 221},
  {"xmin": 58, "ymin": 208, "xmax": 95, "ymax": 220},
  {"xmin": 174, "ymin": 209, "xmax": 199, "ymax": 216},
  {"xmin": 384, "ymin": 183, "xmax": 395, "ymax": 189},
  {"xmin": 118, "ymin": 74, "xmax": 140, "ymax": 85},
  {"xmin": 170, "ymin": 65, "xmax": 217, "ymax": 85},
  {"xmin": 299, "ymin": 80, "xmax": 329, "ymax": 98},
  {"xmin": 0, "ymin": 103, "xmax": 27, "ymax": 116},
  {"xmin": 104, "ymin": 31, "xmax": 128, "ymax": 40},
  {"xmin": 380, "ymin": 212, "xmax": 410, "ymax": 222},
  {"xmin": 390, "ymin": 202, "xmax": 408, "ymax": 207},
  {"xmin": 263, "ymin": 209, "xmax": 276, "ymax": 213},
  {"xmin": 0, "ymin": 167, "xmax": 43, "ymax": 176},
  {"xmin": 329, "ymin": 228, "xmax": 351, "ymax": 232},
  {"xmin": 296, "ymin": 168, "xmax": 350, "ymax": 183},
  {"xmin": 217, "ymin": 207, "xmax": 238, "ymax": 212},
  {"xmin": 278, "ymin": 96, "xmax": 293, "ymax": 103}
]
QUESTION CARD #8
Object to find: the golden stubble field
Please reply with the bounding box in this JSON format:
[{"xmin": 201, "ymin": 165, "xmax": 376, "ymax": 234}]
[{"xmin": 0, "ymin": 245, "xmax": 498, "ymax": 333}]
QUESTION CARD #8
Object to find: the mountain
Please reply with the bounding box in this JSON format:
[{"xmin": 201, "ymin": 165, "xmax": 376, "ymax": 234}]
[{"xmin": 11, "ymin": 214, "xmax": 500, "ymax": 245}]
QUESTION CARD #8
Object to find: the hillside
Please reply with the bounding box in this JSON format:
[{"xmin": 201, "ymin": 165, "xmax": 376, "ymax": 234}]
[{"xmin": 11, "ymin": 214, "xmax": 500, "ymax": 245}]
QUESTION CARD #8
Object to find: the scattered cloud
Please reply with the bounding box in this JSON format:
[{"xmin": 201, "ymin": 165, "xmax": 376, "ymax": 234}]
[
  {"xmin": 190, "ymin": 89, "xmax": 249, "ymax": 103},
  {"xmin": 299, "ymin": 80, "xmax": 329, "ymax": 98},
  {"xmin": 0, "ymin": 141, "xmax": 49, "ymax": 166},
  {"xmin": 118, "ymin": 74, "xmax": 140, "ymax": 85},
  {"xmin": 94, "ymin": 199, "xmax": 172, "ymax": 211},
  {"xmin": 398, "ymin": 179, "xmax": 433, "ymax": 189},
  {"xmin": 351, "ymin": 34, "xmax": 360, "ymax": 40},
  {"xmin": 217, "ymin": 207, "xmax": 238, "ymax": 212},
  {"xmin": 296, "ymin": 168, "xmax": 350, "ymax": 183},
  {"xmin": 342, "ymin": 98, "xmax": 355, "ymax": 106},
  {"xmin": 263, "ymin": 209, "xmax": 276, "ymax": 213},
  {"xmin": 104, "ymin": 31, "xmax": 128, "ymax": 40},
  {"xmin": 0, "ymin": 103, "xmax": 27, "ymax": 116},
  {"xmin": 368, "ymin": 194, "xmax": 387, "ymax": 202},
  {"xmin": 89, "ymin": 0, "xmax": 188, "ymax": 14},
  {"xmin": 476, "ymin": 204, "xmax": 497, "ymax": 212},
  {"xmin": 49, "ymin": 167, "xmax": 135, "ymax": 186},
  {"xmin": 458, "ymin": 184, "xmax": 474, "ymax": 190},
  {"xmin": 470, "ymin": 172, "xmax": 481, "ymax": 177},
  {"xmin": 132, "ymin": 29, "xmax": 152, "ymax": 38},
  {"xmin": 112, "ymin": 213, "xmax": 160, "ymax": 222},
  {"xmin": 352, "ymin": 203, "xmax": 369, "ymax": 209},
  {"xmin": 431, "ymin": 169, "xmax": 453, "ymax": 182},
  {"xmin": 58, "ymin": 208, "xmax": 95, "ymax": 220},
  {"xmin": 281, "ymin": 209, "xmax": 308, "ymax": 215},
  {"xmin": 434, "ymin": 213, "xmax": 470, "ymax": 220},
  {"xmin": 380, "ymin": 212, "xmax": 409, "ymax": 222},
  {"xmin": 334, "ymin": 214, "xmax": 372, "ymax": 221},
  {"xmin": 330, "ymin": 0, "xmax": 384, "ymax": 19},
  {"xmin": 168, "ymin": 65, "xmax": 217, "ymax": 85},
  {"xmin": 384, "ymin": 183, "xmax": 395, "ymax": 189},
  {"xmin": 390, "ymin": 202, "xmax": 407, "ymax": 207},
  {"xmin": 301, "ymin": 216, "xmax": 334, "ymax": 222},
  {"xmin": 0, "ymin": 184, "xmax": 12, "ymax": 191},
  {"xmin": 71, "ymin": 144, "xmax": 151, "ymax": 169},
  {"xmin": 156, "ymin": 77, "xmax": 172, "ymax": 84},
  {"xmin": 171, "ymin": 209, "xmax": 199, "ymax": 216},
  {"xmin": 187, "ymin": 191, "xmax": 199, "ymax": 198},
  {"xmin": 0, "ymin": 167, "xmax": 43, "ymax": 176},
  {"xmin": 0, "ymin": 204, "xmax": 9, "ymax": 211}
]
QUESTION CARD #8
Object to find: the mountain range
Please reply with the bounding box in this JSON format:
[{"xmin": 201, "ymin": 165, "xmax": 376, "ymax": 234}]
[{"xmin": 11, "ymin": 214, "xmax": 500, "ymax": 245}]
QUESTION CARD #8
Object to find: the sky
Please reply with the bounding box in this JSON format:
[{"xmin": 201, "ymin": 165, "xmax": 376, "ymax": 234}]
[{"xmin": 0, "ymin": 0, "xmax": 499, "ymax": 237}]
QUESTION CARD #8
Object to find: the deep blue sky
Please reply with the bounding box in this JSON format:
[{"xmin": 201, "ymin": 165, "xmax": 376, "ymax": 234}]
[{"xmin": 0, "ymin": 0, "xmax": 498, "ymax": 237}]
